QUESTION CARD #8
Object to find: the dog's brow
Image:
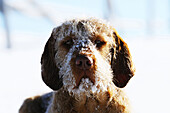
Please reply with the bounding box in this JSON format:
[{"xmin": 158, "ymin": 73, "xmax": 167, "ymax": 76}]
[
  {"xmin": 96, "ymin": 35, "xmax": 106, "ymax": 41},
  {"xmin": 62, "ymin": 35, "xmax": 74, "ymax": 41}
]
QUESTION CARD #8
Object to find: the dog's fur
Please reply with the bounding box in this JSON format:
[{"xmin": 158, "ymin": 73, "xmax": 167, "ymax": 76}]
[{"xmin": 19, "ymin": 18, "xmax": 135, "ymax": 113}]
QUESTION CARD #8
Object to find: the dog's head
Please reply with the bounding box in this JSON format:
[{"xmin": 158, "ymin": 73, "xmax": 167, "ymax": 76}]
[{"xmin": 41, "ymin": 18, "xmax": 135, "ymax": 96}]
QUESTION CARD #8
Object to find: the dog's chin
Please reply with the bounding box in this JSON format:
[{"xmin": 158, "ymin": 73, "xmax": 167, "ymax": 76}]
[
  {"xmin": 76, "ymin": 78, "xmax": 96, "ymax": 93},
  {"xmin": 65, "ymin": 78, "xmax": 95, "ymax": 97},
  {"xmin": 65, "ymin": 76, "xmax": 112, "ymax": 99}
]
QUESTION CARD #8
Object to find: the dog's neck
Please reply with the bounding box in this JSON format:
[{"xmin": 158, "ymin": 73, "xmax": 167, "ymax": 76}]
[{"xmin": 47, "ymin": 87, "xmax": 130, "ymax": 113}]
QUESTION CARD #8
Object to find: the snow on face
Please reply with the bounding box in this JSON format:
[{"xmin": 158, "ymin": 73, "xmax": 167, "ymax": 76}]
[{"xmin": 53, "ymin": 18, "xmax": 115, "ymax": 97}]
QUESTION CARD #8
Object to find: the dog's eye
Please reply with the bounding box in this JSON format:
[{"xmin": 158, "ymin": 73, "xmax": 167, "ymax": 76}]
[
  {"xmin": 64, "ymin": 39, "xmax": 73, "ymax": 46},
  {"xmin": 62, "ymin": 39, "xmax": 73, "ymax": 48},
  {"xmin": 95, "ymin": 40, "xmax": 106, "ymax": 48}
]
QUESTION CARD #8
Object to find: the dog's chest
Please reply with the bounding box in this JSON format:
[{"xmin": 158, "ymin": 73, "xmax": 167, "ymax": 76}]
[
  {"xmin": 72, "ymin": 93, "xmax": 110, "ymax": 113},
  {"xmin": 50, "ymin": 89, "xmax": 129, "ymax": 113}
]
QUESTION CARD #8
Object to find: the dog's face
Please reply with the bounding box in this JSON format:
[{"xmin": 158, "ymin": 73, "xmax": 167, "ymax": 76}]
[{"xmin": 41, "ymin": 18, "xmax": 135, "ymax": 96}]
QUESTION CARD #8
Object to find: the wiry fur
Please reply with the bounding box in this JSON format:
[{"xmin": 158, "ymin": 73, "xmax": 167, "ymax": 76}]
[{"xmin": 19, "ymin": 18, "xmax": 135, "ymax": 113}]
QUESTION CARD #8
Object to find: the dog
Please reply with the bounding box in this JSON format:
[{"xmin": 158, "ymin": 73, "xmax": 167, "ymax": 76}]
[{"xmin": 19, "ymin": 18, "xmax": 135, "ymax": 113}]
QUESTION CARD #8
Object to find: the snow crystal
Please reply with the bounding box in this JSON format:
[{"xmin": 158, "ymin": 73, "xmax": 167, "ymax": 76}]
[
  {"xmin": 85, "ymin": 78, "xmax": 90, "ymax": 83},
  {"xmin": 92, "ymin": 85, "xmax": 97, "ymax": 93}
]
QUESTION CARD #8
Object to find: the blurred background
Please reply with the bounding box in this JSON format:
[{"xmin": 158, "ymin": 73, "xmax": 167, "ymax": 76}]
[{"xmin": 0, "ymin": 0, "xmax": 170, "ymax": 113}]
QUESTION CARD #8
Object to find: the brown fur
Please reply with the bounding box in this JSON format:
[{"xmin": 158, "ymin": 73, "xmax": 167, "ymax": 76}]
[
  {"xmin": 19, "ymin": 18, "xmax": 135, "ymax": 113},
  {"xmin": 47, "ymin": 87, "xmax": 130, "ymax": 113},
  {"xmin": 19, "ymin": 93, "xmax": 52, "ymax": 113}
]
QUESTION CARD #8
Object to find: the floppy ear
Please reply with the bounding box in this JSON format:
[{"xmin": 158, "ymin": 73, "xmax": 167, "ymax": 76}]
[
  {"xmin": 41, "ymin": 31, "xmax": 63, "ymax": 90},
  {"xmin": 111, "ymin": 31, "xmax": 135, "ymax": 88}
]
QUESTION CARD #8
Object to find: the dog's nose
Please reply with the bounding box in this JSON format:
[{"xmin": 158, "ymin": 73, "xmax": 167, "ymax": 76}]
[{"xmin": 75, "ymin": 55, "xmax": 93, "ymax": 70}]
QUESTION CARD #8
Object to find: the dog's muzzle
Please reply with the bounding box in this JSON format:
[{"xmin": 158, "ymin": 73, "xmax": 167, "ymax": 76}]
[{"xmin": 74, "ymin": 55, "xmax": 95, "ymax": 87}]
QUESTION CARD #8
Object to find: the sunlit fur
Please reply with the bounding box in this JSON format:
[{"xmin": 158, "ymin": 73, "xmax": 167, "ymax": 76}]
[
  {"xmin": 19, "ymin": 18, "xmax": 135, "ymax": 113},
  {"xmin": 53, "ymin": 18, "xmax": 116, "ymax": 98},
  {"xmin": 46, "ymin": 18, "xmax": 131, "ymax": 113}
]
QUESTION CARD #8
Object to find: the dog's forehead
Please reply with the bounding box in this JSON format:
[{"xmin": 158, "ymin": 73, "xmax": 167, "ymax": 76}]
[{"xmin": 53, "ymin": 19, "xmax": 115, "ymax": 42}]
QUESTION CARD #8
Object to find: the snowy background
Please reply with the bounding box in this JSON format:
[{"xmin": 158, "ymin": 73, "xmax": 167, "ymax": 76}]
[{"xmin": 0, "ymin": 0, "xmax": 170, "ymax": 113}]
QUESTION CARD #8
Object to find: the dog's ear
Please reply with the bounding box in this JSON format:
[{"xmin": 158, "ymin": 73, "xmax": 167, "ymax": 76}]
[
  {"xmin": 41, "ymin": 30, "xmax": 63, "ymax": 90},
  {"xmin": 111, "ymin": 31, "xmax": 135, "ymax": 88}
]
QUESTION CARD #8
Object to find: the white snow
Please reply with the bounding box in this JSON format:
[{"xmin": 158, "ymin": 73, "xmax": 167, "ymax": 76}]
[
  {"xmin": 0, "ymin": 32, "xmax": 52, "ymax": 113},
  {"xmin": 125, "ymin": 36, "xmax": 170, "ymax": 113}
]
